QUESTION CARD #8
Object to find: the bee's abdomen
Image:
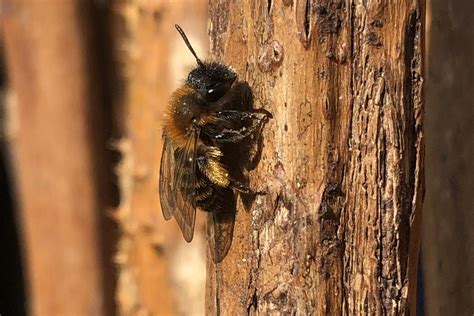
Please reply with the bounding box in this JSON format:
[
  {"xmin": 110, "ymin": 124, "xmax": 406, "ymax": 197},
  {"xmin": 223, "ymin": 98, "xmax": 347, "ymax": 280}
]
[
  {"xmin": 195, "ymin": 176, "xmax": 224, "ymax": 213},
  {"xmin": 196, "ymin": 178, "xmax": 213, "ymax": 200}
]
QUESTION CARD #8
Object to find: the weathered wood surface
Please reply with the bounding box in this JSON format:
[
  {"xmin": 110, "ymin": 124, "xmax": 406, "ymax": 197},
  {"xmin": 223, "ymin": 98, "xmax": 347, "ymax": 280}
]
[
  {"xmin": 207, "ymin": 1, "xmax": 424, "ymax": 314},
  {"xmin": 423, "ymin": 0, "xmax": 474, "ymax": 315},
  {"xmin": 3, "ymin": 1, "xmax": 114, "ymax": 315}
]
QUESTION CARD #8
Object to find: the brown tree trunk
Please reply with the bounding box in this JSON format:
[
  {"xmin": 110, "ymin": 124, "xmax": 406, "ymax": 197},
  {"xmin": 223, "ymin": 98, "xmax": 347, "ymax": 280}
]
[
  {"xmin": 111, "ymin": 1, "xmax": 208, "ymax": 315},
  {"xmin": 422, "ymin": 0, "xmax": 474, "ymax": 314},
  {"xmin": 207, "ymin": 1, "xmax": 424, "ymax": 315}
]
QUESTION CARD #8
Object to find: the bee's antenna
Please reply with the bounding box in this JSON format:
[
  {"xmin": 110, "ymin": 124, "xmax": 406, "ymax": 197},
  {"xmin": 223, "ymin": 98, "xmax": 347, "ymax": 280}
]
[{"xmin": 175, "ymin": 24, "xmax": 205, "ymax": 68}]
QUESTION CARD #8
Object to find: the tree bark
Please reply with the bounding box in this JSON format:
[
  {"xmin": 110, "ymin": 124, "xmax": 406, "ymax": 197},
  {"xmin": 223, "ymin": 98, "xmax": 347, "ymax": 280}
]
[
  {"xmin": 422, "ymin": 0, "xmax": 474, "ymax": 314},
  {"xmin": 207, "ymin": 1, "xmax": 424, "ymax": 315}
]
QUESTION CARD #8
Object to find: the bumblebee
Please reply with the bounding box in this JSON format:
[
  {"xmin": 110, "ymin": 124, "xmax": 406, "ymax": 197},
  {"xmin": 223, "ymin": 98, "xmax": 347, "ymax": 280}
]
[{"xmin": 159, "ymin": 25, "xmax": 269, "ymax": 260}]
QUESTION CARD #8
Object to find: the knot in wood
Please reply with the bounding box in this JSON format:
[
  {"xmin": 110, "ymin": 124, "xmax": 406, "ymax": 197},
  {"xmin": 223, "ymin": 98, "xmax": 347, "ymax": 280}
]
[{"xmin": 258, "ymin": 40, "xmax": 284, "ymax": 72}]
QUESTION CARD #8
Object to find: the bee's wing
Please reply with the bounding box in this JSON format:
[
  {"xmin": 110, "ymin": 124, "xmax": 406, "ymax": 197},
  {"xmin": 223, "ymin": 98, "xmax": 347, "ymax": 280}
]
[
  {"xmin": 159, "ymin": 131, "xmax": 199, "ymax": 242},
  {"xmin": 207, "ymin": 188, "xmax": 236, "ymax": 263},
  {"xmin": 159, "ymin": 136, "xmax": 176, "ymax": 220}
]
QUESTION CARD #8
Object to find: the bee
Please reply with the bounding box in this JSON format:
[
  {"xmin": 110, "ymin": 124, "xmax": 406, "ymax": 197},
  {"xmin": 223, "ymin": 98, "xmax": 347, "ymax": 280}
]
[{"xmin": 160, "ymin": 25, "xmax": 269, "ymax": 261}]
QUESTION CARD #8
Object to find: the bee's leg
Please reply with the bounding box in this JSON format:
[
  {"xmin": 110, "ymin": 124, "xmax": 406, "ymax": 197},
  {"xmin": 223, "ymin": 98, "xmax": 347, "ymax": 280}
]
[
  {"xmin": 229, "ymin": 179, "xmax": 266, "ymax": 195},
  {"xmin": 213, "ymin": 129, "xmax": 254, "ymax": 143},
  {"xmin": 205, "ymin": 110, "xmax": 271, "ymax": 143},
  {"xmin": 196, "ymin": 145, "xmax": 231, "ymax": 188}
]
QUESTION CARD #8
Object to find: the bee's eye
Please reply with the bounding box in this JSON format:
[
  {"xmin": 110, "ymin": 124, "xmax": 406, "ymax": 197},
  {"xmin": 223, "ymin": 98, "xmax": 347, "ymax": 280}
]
[{"xmin": 205, "ymin": 83, "xmax": 228, "ymax": 102}]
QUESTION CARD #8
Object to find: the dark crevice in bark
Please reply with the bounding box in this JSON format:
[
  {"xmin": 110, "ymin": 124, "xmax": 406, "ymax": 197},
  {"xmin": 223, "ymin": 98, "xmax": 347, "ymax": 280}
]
[
  {"xmin": 246, "ymin": 288, "xmax": 258, "ymax": 315},
  {"xmin": 378, "ymin": 108, "xmax": 389, "ymax": 315},
  {"xmin": 267, "ymin": 0, "xmax": 273, "ymax": 15},
  {"xmin": 215, "ymin": 264, "xmax": 222, "ymax": 315},
  {"xmin": 315, "ymin": 3, "xmax": 342, "ymax": 37},
  {"xmin": 342, "ymin": 2, "xmax": 356, "ymax": 312},
  {"xmin": 399, "ymin": 9, "xmax": 419, "ymax": 283},
  {"xmin": 246, "ymin": 197, "xmax": 262, "ymax": 316},
  {"xmin": 303, "ymin": 0, "xmax": 311, "ymax": 41}
]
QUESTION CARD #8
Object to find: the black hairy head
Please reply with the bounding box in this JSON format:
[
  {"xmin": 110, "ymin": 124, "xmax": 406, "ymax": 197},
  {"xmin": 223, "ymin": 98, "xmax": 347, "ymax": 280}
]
[
  {"xmin": 175, "ymin": 24, "xmax": 237, "ymax": 102},
  {"xmin": 187, "ymin": 62, "xmax": 237, "ymax": 102}
]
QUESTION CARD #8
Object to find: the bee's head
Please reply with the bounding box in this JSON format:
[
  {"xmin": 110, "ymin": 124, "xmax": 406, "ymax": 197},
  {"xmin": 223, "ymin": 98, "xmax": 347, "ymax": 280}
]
[
  {"xmin": 187, "ymin": 62, "xmax": 236, "ymax": 102},
  {"xmin": 175, "ymin": 24, "xmax": 237, "ymax": 102}
]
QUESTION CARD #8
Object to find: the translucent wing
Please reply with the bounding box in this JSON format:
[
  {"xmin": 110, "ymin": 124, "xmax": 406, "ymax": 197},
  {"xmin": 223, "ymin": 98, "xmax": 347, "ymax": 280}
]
[
  {"xmin": 159, "ymin": 131, "xmax": 199, "ymax": 242},
  {"xmin": 159, "ymin": 136, "xmax": 175, "ymax": 220},
  {"xmin": 206, "ymin": 187, "xmax": 236, "ymax": 262}
]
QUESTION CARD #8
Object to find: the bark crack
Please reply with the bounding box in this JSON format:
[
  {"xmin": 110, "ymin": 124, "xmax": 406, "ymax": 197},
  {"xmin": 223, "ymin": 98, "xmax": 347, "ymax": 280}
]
[
  {"xmin": 246, "ymin": 288, "xmax": 258, "ymax": 315},
  {"xmin": 267, "ymin": 0, "xmax": 273, "ymax": 15},
  {"xmin": 342, "ymin": 2, "xmax": 357, "ymax": 313},
  {"xmin": 398, "ymin": 10, "xmax": 419, "ymax": 285},
  {"xmin": 246, "ymin": 198, "xmax": 263, "ymax": 315},
  {"xmin": 303, "ymin": 0, "xmax": 311, "ymax": 41}
]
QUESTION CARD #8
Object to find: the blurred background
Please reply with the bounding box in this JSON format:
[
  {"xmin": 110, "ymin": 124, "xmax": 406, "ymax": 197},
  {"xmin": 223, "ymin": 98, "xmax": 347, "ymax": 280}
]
[{"xmin": 0, "ymin": 0, "xmax": 472, "ymax": 315}]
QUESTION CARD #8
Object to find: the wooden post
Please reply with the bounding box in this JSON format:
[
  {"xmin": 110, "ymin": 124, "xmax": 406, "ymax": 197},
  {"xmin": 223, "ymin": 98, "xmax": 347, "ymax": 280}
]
[
  {"xmin": 3, "ymin": 1, "xmax": 114, "ymax": 315},
  {"xmin": 422, "ymin": 0, "xmax": 474, "ymax": 314},
  {"xmin": 207, "ymin": 1, "xmax": 424, "ymax": 314}
]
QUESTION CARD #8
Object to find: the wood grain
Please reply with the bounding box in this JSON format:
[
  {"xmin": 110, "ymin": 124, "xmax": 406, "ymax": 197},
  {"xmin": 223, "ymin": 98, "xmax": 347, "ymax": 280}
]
[
  {"xmin": 423, "ymin": 1, "xmax": 474, "ymax": 315},
  {"xmin": 3, "ymin": 1, "xmax": 113, "ymax": 315}
]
